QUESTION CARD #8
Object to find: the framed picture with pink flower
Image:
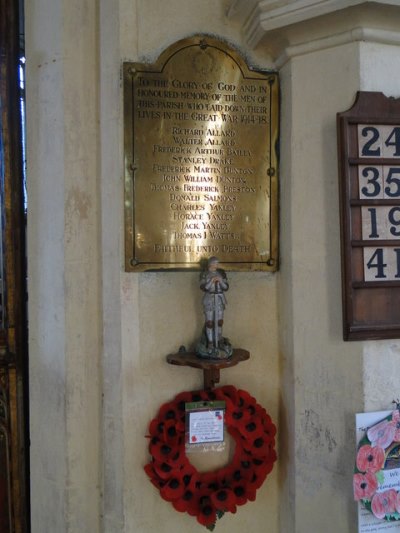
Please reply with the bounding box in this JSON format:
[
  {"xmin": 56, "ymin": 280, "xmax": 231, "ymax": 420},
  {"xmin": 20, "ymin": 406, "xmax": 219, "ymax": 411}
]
[{"xmin": 355, "ymin": 408, "xmax": 400, "ymax": 532}]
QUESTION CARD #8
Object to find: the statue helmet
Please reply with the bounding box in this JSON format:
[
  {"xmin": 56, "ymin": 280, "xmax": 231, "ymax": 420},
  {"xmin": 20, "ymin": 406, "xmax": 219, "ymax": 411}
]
[{"xmin": 208, "ymin": 256, "xmax": 219, "ymax": 266}]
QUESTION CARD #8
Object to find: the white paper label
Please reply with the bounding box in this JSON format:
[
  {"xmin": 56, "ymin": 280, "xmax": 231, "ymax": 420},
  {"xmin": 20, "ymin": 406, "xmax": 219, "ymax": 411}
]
[{"xmin": 188, "ymin": 409, "xmax": 224, "ymax": 444}]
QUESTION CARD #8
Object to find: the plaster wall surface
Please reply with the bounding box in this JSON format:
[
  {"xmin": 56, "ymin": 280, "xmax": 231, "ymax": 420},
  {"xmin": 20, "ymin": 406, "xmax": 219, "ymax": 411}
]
[
  {"xmin": 278, "ymin": 41, "xmax": 364, "ymax": 533},
  {"xmin": 26, "ymin": 0, "xmax": 102, "ymax": 531}
]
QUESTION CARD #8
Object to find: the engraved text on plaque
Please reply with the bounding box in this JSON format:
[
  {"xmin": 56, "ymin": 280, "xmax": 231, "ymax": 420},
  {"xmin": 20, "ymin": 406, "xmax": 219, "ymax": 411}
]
[{"xmin": 124, "ymin": 36, "xmax": 279, "ymax": 271}]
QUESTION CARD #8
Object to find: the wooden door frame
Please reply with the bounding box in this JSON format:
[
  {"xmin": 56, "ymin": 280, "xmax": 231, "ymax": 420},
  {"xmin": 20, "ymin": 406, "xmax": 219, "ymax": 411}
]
[{"xmin": 0, "ymin": 0, "xmax": 29, "ymax": 530}]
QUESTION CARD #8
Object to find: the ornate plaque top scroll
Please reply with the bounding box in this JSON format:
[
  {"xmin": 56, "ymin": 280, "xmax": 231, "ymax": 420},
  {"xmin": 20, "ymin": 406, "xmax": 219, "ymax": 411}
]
[{"xmin": 124, "ymin": 36, "xmax": 279, "ymax": 271}]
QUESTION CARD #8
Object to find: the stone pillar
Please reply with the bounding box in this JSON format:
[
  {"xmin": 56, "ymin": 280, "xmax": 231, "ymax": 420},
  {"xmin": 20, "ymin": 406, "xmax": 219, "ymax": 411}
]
[
  {"xmin": 26, "ymin": 0, "xmax": 102, "ymax": 531},
  {"xmin": 233, "ymin": 1, "xmax": 400, "ymax": 532}
]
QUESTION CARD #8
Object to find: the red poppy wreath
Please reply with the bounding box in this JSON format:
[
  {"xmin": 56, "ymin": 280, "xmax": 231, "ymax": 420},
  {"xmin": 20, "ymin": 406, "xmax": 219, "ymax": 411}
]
[
  {"xmin": 144, "ymin": 385, "xmax": 277, "ymax": 530},
  {"xmin": 354, "ymin": 408, "xmax": 400, "ymax": 520}
]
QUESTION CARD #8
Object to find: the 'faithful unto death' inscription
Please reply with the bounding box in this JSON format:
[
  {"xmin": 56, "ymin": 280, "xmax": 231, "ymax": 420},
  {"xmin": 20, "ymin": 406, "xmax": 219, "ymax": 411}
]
[{"xmin": 124, "ymin": 36, "xmax": 279, "ymax": 271}]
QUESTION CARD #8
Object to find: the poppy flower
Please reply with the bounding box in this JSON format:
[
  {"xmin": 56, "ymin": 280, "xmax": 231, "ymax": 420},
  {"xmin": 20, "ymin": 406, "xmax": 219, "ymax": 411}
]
[
  {"xmin": 261, "ymin": 419, "xmax": 277, "ymax": 440},
  {"xmin": 255, "ymin": 404, "xmax": 268, "ymax": 418},
  {"xmin": 197, "ymin": 501, "xmax": 217, "ymax": 527},
  {"xmin": 367, "ymin": 419, "xmax": 395, "ymax": 449},
  {"xmin": 198, "ymin": 471, "xmax": 217, "ymax": 485},
  {"xmin": 143, "ymin": 462, "xmax": 157, "ymax": 481},
  {"xmin": 237, "ymin": 389, "xmax": 256, "ymax": 404},
  {"xmin": 237, "ymin": 418, "xmax": 266, "ymax": 440},
  {"xmin": 162, "ymin": 419, "xmax": 182, "ymax": 446},
  {"xmin": 144, "ymin": 463, "xmax": 165, "ymax": 490},
  {"xmin": 148, "ymin": 418, "xmax": 164, "ymax": 438},
  {"xmin": 190, "ymin": 390, "xmax": 209, "ymax": 403},
  {"xmin": 247, "ymin": 472, "xmax": 266, "ymax": 491},
  {"xmin": 153, "ymin": 414, "xmax": 182, "ymax": 438},
  {"xmin": 262, "ymin": 446, "xmax": 277, "ymax": 466},
  {"xmin": 253, "ymin": 457, "xmax": 275, "ymax": 478},
  {"xmin": 240, "ymin": 458, "xmax": 253, "ymax": 474},
  {"xmin": 246, "ymin": 460, "xmax": 271, "ymax": 490},
  {"xmin": 172, "ymin": 489, "xmax": 199, "ymax": 516},
  {"xmin": 246, "ymin": 435, "xmax": 270, "ymax": 458},
  {"xmin": 231, "ymin": 481, "xmax": 255, "ymax": 505},
  {"xmin": 225, "ymin": 406, "xmax": 252, "ymax": 426},
  {"xmin": 216, "ymin": 464, "xmax": 236, "ymax": 486},
  {"xmin": 371, "ymin": 490, "xmax": 397, "ymax": 519},
  {"xmin": 227, "ymin": 425, "xmax": 245, "ymax": 445},
  {"xmin": 210, "ymin": 488, "xmax": 237, "ymax": 513},
  {"xmin": 174, "ymin": 391, "xmax": 193, "ymax": 405},
  {"xmin": 160, "ymin": 476, "xmax": 186, "ymax": 502},
  {"xmin": 214, "ymin": 385, "xmax": 238, "ymax": 407},
  {"xmin": 149, "ymin": 438, "xmax": 184, "ymax": 466},
  {"xmin": 392, "ymin": 410, "xmax": 400, "ymax": 442},
  {"xmin": 158, "ymin": 402, "xmax": 179, "ymax": 423},
  {"xmin": 395, "ymin": 491, "xmax": 400, "ymax": 514},
  {"xmin": 153, "ymin": 461, "xmax": 177, "ymax": 480},
  {"xmin": 230, "ymin": 466, "xmax": 253, "ymax": 484},
  {"xmin": 192, "ymin": 489, "xmax": 218, "ymax": 526},
  {"xmin": 353, "ymin": 472, "xmax": 378, "ymax": 501},
  {"xmin": 356, "ymin": 445, "xmax": 385, "ymax": 474}
]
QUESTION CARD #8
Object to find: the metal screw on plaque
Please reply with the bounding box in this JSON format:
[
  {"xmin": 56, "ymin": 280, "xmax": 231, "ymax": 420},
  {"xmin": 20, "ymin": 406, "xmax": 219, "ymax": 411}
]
[
  {"xmin": 267, "ymin": 167, "xmax": 275, "ymax": 177},
  {"xmin": 129, "ymin": 164, "xmax": 137, "ymax": 174},
  {"xmin": 199, "ymin": 39, "xmax": 208, "ymax": 50},
  {"xmin": 267, "ymin": 259, "xmax": 275, "ymax": 266},
  {"xmin": 129, "ymin": 67, "xmax": 136, "ymax": 76},
  {"xmin": 130, "ymin": 258, "xmax": 138, "ymax": 267}
]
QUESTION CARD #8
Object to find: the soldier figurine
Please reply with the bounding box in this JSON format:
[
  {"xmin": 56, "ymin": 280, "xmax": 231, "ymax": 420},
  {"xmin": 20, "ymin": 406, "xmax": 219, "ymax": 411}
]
[{"xmin": 196, "ymin": 257, "xmax": 233, "ymax": 359}]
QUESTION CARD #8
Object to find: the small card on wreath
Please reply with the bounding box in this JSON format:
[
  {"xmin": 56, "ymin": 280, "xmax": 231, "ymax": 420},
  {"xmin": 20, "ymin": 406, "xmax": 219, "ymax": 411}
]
[{"xmin": 186, "ymin": 401, "xmax": 226, "ymax": 448}]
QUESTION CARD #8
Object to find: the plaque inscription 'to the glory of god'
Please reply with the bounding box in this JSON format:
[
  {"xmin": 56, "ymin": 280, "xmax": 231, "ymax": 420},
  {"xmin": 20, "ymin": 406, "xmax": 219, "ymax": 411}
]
[{"xmin": 124, "ymin": 36, "xmax": 279, "ymax": 271}]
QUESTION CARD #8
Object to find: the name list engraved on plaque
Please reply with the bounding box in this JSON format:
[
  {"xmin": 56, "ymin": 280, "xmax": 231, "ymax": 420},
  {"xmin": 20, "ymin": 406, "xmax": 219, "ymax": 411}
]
[{"xmin": 124, "ymin": 36, "xmax": 279, "ymax": 271}]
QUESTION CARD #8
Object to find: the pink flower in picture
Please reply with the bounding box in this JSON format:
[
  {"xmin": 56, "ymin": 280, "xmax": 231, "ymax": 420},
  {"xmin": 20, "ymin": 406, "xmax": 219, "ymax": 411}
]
[
  {"xmin": 356, "ymin": 445, "xmax": 385, "ymax": 473},
  {"xmin": 353, "ymin": 472, "xmax": 378, "ymax": 501},
  {"xmin": 395, "ymin": 491, "xmax": 400, "ymax": 514},
  {"xmin": 371, "ymin": 490, "xmax": 397, "ymax": 519},
  {"xmin": 392, "ymin": 410, "xmax": 400, "ymax": 442},
  {"xmin": 367, "ymin": 419, "xmax": 395, "ymax": 449}
]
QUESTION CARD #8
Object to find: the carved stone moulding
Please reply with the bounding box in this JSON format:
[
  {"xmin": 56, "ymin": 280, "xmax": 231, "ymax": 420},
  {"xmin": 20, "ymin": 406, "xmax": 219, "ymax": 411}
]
[{"xmin": 228, "ymin": 0, "xmax": 400, "ymax": 65}]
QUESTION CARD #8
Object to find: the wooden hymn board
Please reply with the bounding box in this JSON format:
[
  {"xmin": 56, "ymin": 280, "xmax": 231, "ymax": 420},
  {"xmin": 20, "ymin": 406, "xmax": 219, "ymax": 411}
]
[{"xmin": 338, "ymin": 92, "xmax": 400, "ymax": 340}]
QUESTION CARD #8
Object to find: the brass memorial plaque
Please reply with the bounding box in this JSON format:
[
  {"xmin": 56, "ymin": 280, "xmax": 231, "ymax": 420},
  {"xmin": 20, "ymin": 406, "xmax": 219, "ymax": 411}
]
[{"xmin": 124, "ymin": 36, "xmax": 279, "ymax": 271}]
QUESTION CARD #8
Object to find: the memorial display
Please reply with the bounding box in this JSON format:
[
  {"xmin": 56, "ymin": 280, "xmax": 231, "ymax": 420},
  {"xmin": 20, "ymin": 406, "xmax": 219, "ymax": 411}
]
[{"xmin": 124, "ymin": 36, "xmax": 279, "ymax": 271}]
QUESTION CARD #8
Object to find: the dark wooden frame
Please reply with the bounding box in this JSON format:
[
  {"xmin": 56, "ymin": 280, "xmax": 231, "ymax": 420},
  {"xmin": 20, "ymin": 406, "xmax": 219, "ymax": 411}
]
[
  {"xmin": 338, "ymin": 91, "xmax": 400, "ymax": 340},
  {"xmin": 0, "ymin": 0, "xmax": 29, "ymax": 529}
]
